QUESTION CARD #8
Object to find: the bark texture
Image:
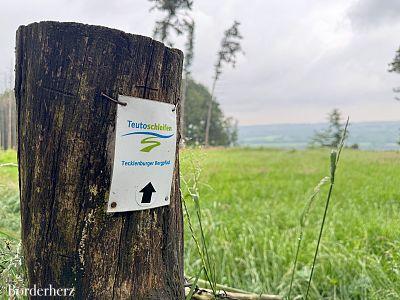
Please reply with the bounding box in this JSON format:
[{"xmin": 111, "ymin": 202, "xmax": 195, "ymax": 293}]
[{"xmin": 15, "ymin": 21, "xmax": 184, "ymax": 299}]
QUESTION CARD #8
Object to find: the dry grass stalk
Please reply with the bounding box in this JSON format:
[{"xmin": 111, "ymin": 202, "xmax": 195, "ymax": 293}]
[{"xmin": 185, "ymin": 287, "xmax": 282, "ymax": 300}]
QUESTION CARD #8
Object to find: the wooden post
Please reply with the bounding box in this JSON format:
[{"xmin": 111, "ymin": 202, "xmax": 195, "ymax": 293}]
[{"xmin": 15, "ymin": 21, "xmax": 184, "ymax": 299}]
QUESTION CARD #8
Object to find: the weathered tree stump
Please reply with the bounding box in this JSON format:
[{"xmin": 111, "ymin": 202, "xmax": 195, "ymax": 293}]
[{"xmin": 15, "ymin": 21, "xmax": 184, "ymax": 299}]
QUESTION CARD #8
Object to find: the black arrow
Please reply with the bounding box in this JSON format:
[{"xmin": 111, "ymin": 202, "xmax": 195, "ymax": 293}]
[{"xmin": 140, "ymin": 182, "xmax": 156, "ymax": 204}]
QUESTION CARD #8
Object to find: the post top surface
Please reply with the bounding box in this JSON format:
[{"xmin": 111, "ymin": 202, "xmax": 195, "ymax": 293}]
[{"xmin": 17, "ymin": 20, "xmax": 183, "ymax": 58}]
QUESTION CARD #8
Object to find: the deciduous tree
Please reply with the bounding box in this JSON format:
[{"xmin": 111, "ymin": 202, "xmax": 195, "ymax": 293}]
[{"xmin": 185, "ymin": 79, "xmax": 237, "ymax": 146}]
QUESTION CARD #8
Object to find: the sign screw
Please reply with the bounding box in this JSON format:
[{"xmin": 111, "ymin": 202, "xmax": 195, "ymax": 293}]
[
  {"xmin": 110, "ymin": 202, "xmax": 117, "ymax": 208},
  {"xmin": 165, "ymin": 196, "xmax": 169, "ymax": 201}
]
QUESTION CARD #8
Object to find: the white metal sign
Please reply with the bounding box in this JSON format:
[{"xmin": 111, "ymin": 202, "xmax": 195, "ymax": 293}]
[{"xmin": 107, "ymin": 95, "xmax": 176, "ymax": 212}]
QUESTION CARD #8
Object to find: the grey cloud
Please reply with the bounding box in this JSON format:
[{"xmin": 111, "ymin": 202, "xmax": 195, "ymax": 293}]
[
  {"xmin": 348, "ymin": 0, "xmax": 400, "ymax": 29},
  {"xmin": 0, "ymin": 0, "xmax": 399, "ymax": 124}
]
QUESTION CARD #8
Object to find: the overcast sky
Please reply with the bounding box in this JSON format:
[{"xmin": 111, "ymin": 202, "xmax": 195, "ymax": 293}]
[{"xmin": 1, "ymin": 0, "xmax": 400, "ymax": 125}]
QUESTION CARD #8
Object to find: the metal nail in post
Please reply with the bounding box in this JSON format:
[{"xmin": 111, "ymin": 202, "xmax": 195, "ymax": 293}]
[
  {"xmin": 101, "ymin": 92, "xmax": 127, "ymax": 106},
  {"xmin": 135, "ymin": 84, "xmax": 159, "ymax": 98},
  {"xmin": 172, "ymin": 97, "xmax": 180, "ymax": 112}
]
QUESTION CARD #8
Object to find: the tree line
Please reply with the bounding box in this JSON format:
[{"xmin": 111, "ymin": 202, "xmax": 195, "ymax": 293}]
[
  {"xmin": 149, "ymin": 0, "xmax": 243, "ymax": 147},
  {"xmin": 0, "ymin": 90, "xmax": 17, "ymax": 150},
  {"xmin": 0, "ymin": 76, "xmax": 237, "ymax": 150},
  {"xmin": 1, "ymin": 0, "xmax": 243, "ymax": 149}
]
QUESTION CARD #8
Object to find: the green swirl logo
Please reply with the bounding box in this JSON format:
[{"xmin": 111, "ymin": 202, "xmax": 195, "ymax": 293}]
[{"xmin": 122, "ymin": 131, "xmax": 174, "ymax": 152}]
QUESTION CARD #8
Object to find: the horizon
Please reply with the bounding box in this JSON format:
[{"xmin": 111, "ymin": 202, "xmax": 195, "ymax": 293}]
[
  {"xmin": 238, "ymin": 119, "xmax": 400, "ymax": 150},
  {"xmin": 0, "ymin": 3, "xmax": 399, "ymax": 298},
  {"xmin": 239, "ymin": 118, "xmax": 400, "ymax": 127},
  {"xmin": 1, "ymin": 0, "xmax": 400, "ymax": 125}
]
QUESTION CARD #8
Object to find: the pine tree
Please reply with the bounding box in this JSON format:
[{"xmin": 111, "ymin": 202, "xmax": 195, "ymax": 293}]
[
  {"xmin": 149, "ymin": 0, "xmax": 193, "ymax": 46},
  {"xmin": 312, "ymin": 109, "xmax": 347, "ymax": 148},
  {"xmin": 204, "ymin": 21, "xmax": 243, "ymax": 147},
  {"xmin": 389, "ymin": 47, "xmax": 400, "ymax": 145},
  {"xmin": 149, "ymin": 0, "xmax": 195, "ymax": 142}
]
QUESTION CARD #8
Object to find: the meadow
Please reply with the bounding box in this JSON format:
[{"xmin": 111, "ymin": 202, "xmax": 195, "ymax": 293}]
[{"xmin": 1, "ymin": 148, "xmax": 399, "ymax": 299}]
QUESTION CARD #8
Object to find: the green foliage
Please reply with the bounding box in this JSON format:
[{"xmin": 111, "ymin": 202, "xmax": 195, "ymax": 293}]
[
  {"xmin": 398, "ymin": 131, "xmax": 400, "ymax": 146},
  {"xmin": 183, "ymin": 18, "xmax": 195, "ymax": 75},
  {"xmin": 0, "ymin": 150, "xmax": 19, "ymax": 235},
  {"xmin": 149, "ymin": 0, "xmax": 193, "ymax": 47},
  {"xmin": 0, "ymin": 90, "xmax": 17, "ymax": 150},
  {"xmin": 149, "ymin": 0, "xmax": 196, "ymax": 144},
  {"xmin": 388, "ymin": 48, "xmax": 400, "ymax": 143},
  {"xmin": 0, "ymin": 90, "xmax": 13, "ymax": 100},
  {"xmin": 311, "ymin": 109, "xmax": 348, "ymax": 148},
  {"xmin": 0, "ymin": 150, "xmax": 25, "ymax": 297},
  {"xmin": 181, "ymin": 150, "xmax": 217, "ymax": 296},
  {"xmin": 304, "ymin": 119, "xmax": 348, "ymax": 299},
  {"xmin": 213, "ymin": 21, "xmax": 244, "ymax": 82},
  {"xmin": 388, "ymin": 46, "xmax": 400, "ymax": 74},
  {"xmin": 205, "ymin": 21, "xmax": 244, "ymax": 146},
  {"xmin": 182, "ymin": 148, "xmax": 400, "ymax": 299},
  {"xmin": 0, "ymin": 238, "xmax": 25, "ymax": 297},
  {"xmin": 148, "ymin": 0, "xmax": 195, "ymax": 73},
  {"xmin": 185, "ymin": 79, "xmax": 238, "ymax": 146},
  {"xmin": 2, "ymin": 147, "xmax": 400, "ymax": 299}
]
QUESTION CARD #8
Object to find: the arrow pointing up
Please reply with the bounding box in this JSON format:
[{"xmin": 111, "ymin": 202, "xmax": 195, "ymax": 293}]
[{"xmin": 140, "ymin": 182, "xmax": 156, "ymax": 204}]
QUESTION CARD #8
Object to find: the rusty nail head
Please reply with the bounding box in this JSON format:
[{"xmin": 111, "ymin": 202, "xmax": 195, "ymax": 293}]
[{"xmin": 110, "ymin": 202, "xmax": 117, "ymax": 208}]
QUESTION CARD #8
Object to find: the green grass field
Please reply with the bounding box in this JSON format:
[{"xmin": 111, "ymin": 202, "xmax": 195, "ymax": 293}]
[{"xmin": 1, "ymin": 148, "xmax": 399, "ymax": 299}]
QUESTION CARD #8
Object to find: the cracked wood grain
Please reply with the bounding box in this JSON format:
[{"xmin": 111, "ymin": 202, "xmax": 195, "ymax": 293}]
[{"xmin": 15, "ymin": 21, "xmax": 184, "ymax": 300}]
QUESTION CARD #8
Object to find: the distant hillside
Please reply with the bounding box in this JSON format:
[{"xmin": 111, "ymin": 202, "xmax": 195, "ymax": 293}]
[{"xmin": 238, "ymin": 121, "xmax": 400, "ymax": 150}]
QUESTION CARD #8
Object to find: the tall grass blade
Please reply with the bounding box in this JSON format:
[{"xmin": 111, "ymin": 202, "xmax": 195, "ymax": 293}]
[
  {"xmin": 305, "ymin": 118, "xmax": 349, "ymax": 299},
  {"xmin": 185, "ymin": 268, "xmax": 202, "ymax": 300},
  {"xmin": 181, "ymin": 152, "xmax": 218, "ymax": 296},
  {"xmin": 182, "ymin": 194, "xmax": 214, "ymax": 287},
  {"xmin": 288, "ymin": 176, "xmax": 329, "ymax": 299}
]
